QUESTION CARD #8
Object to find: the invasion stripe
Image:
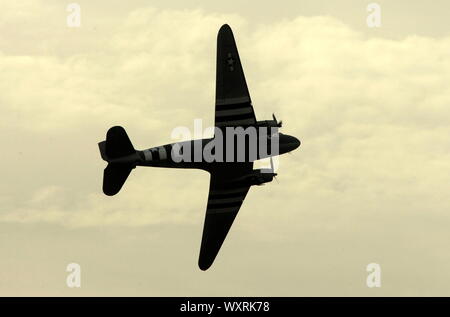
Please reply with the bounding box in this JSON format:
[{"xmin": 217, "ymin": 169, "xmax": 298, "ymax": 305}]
[
  {"xmin": 216, "ymin": 118, "xmax": 255, "ymax": 127},
  {"xmin": 216, "ymin": 107, "xmax": 253, "ymax": 117},
  {"xmin": 208, "ymin": 196, "xmax": 245, "ymax": 204},
  {"xmin": 216, "ymin": 102, "xmax": 252, "ymax": 111},
  {"xmin": 210, "ymin": 187, "xmax": 248, "ymax": 195},
  {"xmin": 143, "ymin": 149, "xmax": 153, "ymax": 161},
  {"xmin": 209, "ymin": 192, "xmax": 247, "ymax": 200},
  {"xmin": 207, "ymin": 207, "xmax": 238, "ymax": 214},
  {"xmin": 216, "ymin": 96, "xmax": 250, "ymax": 106},
  {"xmin": 215, "ymin": 112, "xmax": 255, "ymax": 123},
  {"xmin": 207, "ymin": 201, "xmax": 242, "ymax": 209}
]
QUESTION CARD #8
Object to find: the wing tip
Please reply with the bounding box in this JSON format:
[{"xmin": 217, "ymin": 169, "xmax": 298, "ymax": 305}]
[
  {"xmin": 220, "ymin": 24, "xmax": 231, "ymax": 30},
  {"xmin": 218, "ymin": 24, "xmax": 233, "ymax": 37},
  {"xmin": 198, "ymin": 259, "xmax": 213, "ymax": 271}
]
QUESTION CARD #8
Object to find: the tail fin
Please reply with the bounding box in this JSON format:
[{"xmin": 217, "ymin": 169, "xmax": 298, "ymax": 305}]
[
  {"xmin": 105, "ymin": 126, "xmax": 135, "ymax": 160},
  {"xmin": 99, "ymin": 126, "xmax": 136, "ymax": 196}
]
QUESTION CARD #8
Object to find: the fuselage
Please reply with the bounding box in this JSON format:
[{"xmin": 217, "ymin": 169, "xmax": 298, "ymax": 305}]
[{"xmin": 133, "ymin": 132, "xmax": 300, "ymax": 171}]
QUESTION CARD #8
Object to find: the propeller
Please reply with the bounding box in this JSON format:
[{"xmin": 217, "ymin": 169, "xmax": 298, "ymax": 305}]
[
  {"xmin": 272, "ymin": 113, "xmax": 283, "ymax": 128},
  {"xmin": 270, "ymin": 156, "xmax": 278, "ymax": 183}
]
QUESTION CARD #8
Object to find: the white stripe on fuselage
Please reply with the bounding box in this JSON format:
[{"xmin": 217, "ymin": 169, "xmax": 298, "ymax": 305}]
[{"xmin": 143, "ymin": 149, "xmax": 153, "ymax": 161}]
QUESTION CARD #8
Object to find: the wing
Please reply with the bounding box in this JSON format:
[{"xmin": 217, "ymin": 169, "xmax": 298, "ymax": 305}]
[
  {"xmin": 215, "ymin": 24, "xmax": 256, "ymax": 128},
  {"xmin": 198, "ymin": 163, "xmax": 253, "ymax": 270}
]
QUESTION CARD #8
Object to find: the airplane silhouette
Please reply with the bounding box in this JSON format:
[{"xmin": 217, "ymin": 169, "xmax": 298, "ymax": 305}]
[{"xmin": 99, "ymin": 24, "xmax": 301, "ymax": 270}]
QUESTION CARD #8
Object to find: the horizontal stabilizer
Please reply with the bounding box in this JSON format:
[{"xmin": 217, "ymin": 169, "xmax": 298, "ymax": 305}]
[
  {"xmin": 103, "ymin": 164, "xmax": 133, "ymax": 196},
  {"xmin": 98, "ymin": 141, "xmax": 108, "ymax": 161}
]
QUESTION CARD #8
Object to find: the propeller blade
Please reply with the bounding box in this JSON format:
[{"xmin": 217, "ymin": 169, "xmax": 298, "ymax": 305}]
[
  {"xmin": 270, "ymin": 157, "xmax": 278, "ymax": 183},
  {"xmin": 272, "ymin": 113, "xmax": 282, "ymax": 127}
]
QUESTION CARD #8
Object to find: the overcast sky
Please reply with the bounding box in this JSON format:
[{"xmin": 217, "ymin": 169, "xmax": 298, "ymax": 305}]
[{"xmin": 1, "ymin": 0, "xmax": 450, "ymax": 296}]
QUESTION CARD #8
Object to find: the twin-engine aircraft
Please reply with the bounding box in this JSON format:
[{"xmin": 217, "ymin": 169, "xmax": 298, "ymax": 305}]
[{"xmin": 99, "ymin": 24, "xmax": 301, "ymax": 270}]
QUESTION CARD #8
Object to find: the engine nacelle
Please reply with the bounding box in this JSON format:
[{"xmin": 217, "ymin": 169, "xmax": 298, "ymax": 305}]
[
  {"xmin": 256, "ymin": 120, "xmax": 279, "ymax": 128},
  {"xmin": 242, "ymin": 169, "xmax": 277, "ymax": 186},
  {"xmin": 256, "ymin": 114, "xmax": 283, "ymax": 129}
]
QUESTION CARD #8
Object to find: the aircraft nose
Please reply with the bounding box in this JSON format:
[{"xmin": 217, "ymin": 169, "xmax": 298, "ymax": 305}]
[
  {"xmin": 290, "ymin": 136, "xmax": 301, "ymax": 150},
  {"xmin": 278, "ymin": 134, "xmax": 300, "ymax": 154},
  {"xmin": 286, "ymin": 135, "xmax": 301, "ymax": 151}
]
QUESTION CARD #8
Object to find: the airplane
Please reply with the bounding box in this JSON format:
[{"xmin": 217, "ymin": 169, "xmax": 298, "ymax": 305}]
[{"xmin": 98, "ymin": 24, "xmax": 301, "ymax": 270}]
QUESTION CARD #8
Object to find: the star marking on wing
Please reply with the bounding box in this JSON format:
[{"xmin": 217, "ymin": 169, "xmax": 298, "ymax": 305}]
[{"xmin": 226, "ymin": 53, "xmax": 235, "ymax": 71}]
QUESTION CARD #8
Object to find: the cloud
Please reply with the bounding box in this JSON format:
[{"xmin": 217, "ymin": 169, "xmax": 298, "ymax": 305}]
[
  {"xmin": 1, "ymin": 7, "xmax": 449, "ymax": 230},
  {"xmin": 2, "ymin": 2, "xmax": 450, "ymax": 296}
]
